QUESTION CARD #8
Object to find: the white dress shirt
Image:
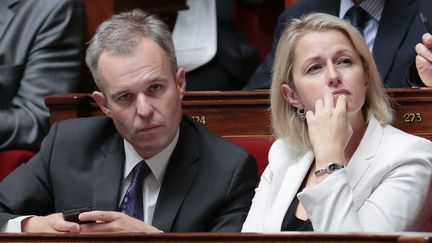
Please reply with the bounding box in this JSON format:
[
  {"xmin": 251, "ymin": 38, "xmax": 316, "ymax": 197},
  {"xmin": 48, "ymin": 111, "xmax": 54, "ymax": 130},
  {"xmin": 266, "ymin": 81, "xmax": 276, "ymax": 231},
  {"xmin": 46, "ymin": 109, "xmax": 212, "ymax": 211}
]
[
  {"xmin": 121, "ymin": 129, "xmax": 179, "ymax": 224},
  {"xmin": 1, "ymin": 129, "xmax": 179, "ymax": 232},
  {"xmin": 340, "ymin": 0, "xmax": 385, "ymax": 51},
  {"xmin": 173, "ymin": 0, "xmax": 217, "ymax": 72}
]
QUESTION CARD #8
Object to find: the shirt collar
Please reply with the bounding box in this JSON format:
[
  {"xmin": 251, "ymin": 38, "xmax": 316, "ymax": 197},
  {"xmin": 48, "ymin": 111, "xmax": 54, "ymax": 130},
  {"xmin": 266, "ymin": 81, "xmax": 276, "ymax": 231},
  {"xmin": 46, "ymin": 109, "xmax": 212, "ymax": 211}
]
[
  {"xmin": 340, "ymin": 0, "xmax": 385, "ymax": 22},
  {"xmin": 123, "ymin": 128, "xmax": 180, "ymax": 184}
]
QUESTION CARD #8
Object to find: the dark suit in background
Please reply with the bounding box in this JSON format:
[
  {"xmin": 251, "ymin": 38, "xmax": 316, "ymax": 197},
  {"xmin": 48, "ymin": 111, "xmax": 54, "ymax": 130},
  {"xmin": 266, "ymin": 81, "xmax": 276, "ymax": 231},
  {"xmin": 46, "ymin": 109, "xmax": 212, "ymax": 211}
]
[
  {"xmin": 0, "ymin": 115, "xmax": 258, "ymax": 232},
  {"xmin": 243, "ymin": 0, "xmax": 432, "ymax": 89},
  {"xmin": 186, "ymin": 0, "xmax": 260, "ymax": 91},
  {"xmin": 0, "ymin": 0, "xmax": 86, "ymax": 150}
]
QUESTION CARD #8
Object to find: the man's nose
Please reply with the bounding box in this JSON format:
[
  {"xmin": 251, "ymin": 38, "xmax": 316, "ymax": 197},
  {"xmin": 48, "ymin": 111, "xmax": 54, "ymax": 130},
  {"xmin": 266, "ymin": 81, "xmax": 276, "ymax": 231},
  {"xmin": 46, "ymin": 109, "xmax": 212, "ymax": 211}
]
[{"xmin": 136, "ymin": 94, "xmax": 154, "ymax": 118}]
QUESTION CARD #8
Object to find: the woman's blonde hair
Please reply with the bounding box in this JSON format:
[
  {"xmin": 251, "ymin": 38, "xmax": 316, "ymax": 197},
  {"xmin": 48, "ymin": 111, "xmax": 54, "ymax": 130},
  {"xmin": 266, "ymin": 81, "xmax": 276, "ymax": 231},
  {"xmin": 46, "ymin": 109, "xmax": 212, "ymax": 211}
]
[{"xmin": 271, "ymin": 13, "xmax": 393, "ymax": 153}]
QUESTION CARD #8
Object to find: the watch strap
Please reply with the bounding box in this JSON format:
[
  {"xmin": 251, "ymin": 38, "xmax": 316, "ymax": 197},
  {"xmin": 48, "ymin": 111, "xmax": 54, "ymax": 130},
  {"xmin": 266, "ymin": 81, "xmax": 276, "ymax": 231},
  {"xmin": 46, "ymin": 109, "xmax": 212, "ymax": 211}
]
[{"xmin": 315, "ymin": 162, "xmax": 344, "ymax": 176}]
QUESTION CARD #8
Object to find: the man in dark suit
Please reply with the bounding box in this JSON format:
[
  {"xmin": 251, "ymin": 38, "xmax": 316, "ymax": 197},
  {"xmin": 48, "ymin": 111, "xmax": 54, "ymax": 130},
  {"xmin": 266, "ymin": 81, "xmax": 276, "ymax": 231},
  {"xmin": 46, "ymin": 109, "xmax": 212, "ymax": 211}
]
[
  {"xmin": 0, "ymin": 0, "xmax": 86, "ymax": 150},
  {"xmin": 0, "ymin": 10, "xmax": 258, "ymax": 233},
  {"xmin": 243, "ymin": 0, "xmax": 432, "ymax": 90}
]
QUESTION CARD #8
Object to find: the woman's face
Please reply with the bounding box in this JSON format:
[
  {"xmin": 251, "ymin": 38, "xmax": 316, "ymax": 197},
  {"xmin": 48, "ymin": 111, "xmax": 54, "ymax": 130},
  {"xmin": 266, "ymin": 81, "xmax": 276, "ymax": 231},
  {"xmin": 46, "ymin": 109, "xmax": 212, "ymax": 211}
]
[{"xmin": 283, "ymin": 30, "xmax": 369, "ymax": 118}]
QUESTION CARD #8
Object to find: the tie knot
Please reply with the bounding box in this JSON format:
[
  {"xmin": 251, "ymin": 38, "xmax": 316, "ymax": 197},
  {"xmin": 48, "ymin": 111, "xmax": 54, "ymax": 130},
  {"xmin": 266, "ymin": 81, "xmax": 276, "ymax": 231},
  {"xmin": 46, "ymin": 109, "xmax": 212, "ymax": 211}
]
[
  {"xmin": 345, "ymin": 5, "xmax": 370, "ymax": 34},
  {"xmin": 131, "ymin": 160, "xmax": 151, "ymax": 184}
]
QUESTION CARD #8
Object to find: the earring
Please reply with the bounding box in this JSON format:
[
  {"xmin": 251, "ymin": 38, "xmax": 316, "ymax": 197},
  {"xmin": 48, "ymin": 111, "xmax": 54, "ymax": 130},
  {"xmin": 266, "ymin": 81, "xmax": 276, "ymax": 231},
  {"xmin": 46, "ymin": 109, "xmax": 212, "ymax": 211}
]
[{"xmin": 296, "ymin": 108, "xmax": 306, "ymax": 120}]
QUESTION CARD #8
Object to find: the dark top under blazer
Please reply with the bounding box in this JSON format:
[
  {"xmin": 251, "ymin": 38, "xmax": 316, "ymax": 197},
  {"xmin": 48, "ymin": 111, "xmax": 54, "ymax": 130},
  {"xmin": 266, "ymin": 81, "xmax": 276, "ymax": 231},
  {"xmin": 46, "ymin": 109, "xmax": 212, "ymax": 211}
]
[
  {"xmin": 243, "ymin": 0, "xmax": 432, "ymax": 89},
  {"xmin": 0, "ymin": 115, "xmax": 258, "ymax": 232}
]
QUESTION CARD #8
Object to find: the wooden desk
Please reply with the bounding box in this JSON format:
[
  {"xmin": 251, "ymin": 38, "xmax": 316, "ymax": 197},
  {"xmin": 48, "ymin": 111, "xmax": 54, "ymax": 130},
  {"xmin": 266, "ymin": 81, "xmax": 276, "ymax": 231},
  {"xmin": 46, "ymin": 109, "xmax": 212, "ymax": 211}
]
[
  {"xmin": 45, "ymin": 88, "xmax": 432, "ymax": 140},
  {"xmin": 1, "ymin": 232, "xmax": 431, "ymax": 243}
]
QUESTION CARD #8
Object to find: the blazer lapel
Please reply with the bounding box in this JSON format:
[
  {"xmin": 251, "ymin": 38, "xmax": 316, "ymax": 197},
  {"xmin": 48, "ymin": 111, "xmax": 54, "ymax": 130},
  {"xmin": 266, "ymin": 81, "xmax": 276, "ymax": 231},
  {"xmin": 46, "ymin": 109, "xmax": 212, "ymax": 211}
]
[
  {"xmin": 346, "ymin": 118, "xmax": 383, "ymax": 190},
  {"xmin": 373, "ymin": 0, "xmax": 418, "ymax": 83},
  {"xmin": 92, "ymin": 131, "xmax": 125, "ymax": 211},
  {"xmin": 152, "ymin": 119, "xmax": 199, "ymax": 232},
  {"xmin": 264, "ymin": 150, "xmax": 314, "ymax": 232},
  {"xmin": 0, "ymin": 0, "xmax": 17, "ymax": 41}
]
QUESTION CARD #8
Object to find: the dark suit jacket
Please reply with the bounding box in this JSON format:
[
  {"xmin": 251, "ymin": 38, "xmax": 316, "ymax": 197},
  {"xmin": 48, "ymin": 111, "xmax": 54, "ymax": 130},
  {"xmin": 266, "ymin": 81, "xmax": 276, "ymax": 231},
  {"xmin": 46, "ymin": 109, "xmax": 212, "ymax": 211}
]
[
  {"xmin": 0, "ymin": 0, "xmax": 86, "ymax": 150},
  {"xmin": 243, "ymin": 0, "xmax": 432, "ymax": 89},
  {"xmin": 0, "ymin": 115, "xmax": 258, "ymax": 232}
]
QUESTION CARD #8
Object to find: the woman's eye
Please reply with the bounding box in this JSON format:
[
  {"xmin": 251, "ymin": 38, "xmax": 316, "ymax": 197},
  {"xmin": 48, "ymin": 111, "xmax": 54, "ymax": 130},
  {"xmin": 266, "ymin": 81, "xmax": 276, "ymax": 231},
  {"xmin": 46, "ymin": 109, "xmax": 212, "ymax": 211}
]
[
  {"xmin": 306, "ymin": 64, "xmax": 321, "ymax": 74},
  {"xmin": 338, "ymin": 58, "xmax": 352, "ymax": 65}
]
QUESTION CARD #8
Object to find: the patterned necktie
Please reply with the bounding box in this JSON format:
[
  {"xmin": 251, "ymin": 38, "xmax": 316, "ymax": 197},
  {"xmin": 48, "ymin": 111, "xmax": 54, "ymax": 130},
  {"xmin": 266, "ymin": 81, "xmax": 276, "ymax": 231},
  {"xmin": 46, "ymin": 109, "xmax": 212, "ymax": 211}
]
[
  {"xmin": 345, "ymin": 5, "xmax": 371, "ymax": 35},
  {"xmin": 119, "ymin": 160, "xmax": 151, "ymax": 221}
]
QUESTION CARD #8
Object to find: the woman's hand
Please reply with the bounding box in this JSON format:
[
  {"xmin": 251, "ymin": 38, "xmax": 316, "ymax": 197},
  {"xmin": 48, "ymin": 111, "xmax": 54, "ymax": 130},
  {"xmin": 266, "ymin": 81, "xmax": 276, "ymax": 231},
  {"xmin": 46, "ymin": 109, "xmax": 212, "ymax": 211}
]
[{"xmin": 306, "ymin": 93, "xmax": 352, "ymax": 170}]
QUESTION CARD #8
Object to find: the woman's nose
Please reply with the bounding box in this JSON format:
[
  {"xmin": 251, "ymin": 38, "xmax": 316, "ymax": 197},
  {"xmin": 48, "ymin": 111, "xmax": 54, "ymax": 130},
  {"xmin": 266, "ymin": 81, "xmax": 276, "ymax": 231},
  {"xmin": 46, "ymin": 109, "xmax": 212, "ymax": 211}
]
[{"xmin": 326, "ymin": 64, "xmax": 341, "ymax": 86}]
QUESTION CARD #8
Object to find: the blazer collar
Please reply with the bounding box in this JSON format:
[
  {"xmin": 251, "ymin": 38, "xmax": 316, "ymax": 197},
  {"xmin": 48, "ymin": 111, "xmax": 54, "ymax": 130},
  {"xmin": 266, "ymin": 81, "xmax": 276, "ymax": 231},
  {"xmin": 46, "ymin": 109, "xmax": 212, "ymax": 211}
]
[
  {"xmin": 372, "ymin": 0, "xmax": 418, "ymax": 83},
  {"xmin": 0, "ymin": 0, "xmax": 17, "ymax": 41},
  {"xmin": 152, "ymin": 117, "xmax": 199, "ymax": 232},
  {"xmin": 345, "ymin": 117, "xmax": 383, "ymax": 189},
  {"xmin": 92, "ymin": 127, "xmax": 125, "ymax": 211},
  {"xmin": 264, "ymin": 117, "xmax": 384, "ymax": 231},
  {"xmin": 264, "ymin": 146, "xmax": 314, "ymax": 232}
]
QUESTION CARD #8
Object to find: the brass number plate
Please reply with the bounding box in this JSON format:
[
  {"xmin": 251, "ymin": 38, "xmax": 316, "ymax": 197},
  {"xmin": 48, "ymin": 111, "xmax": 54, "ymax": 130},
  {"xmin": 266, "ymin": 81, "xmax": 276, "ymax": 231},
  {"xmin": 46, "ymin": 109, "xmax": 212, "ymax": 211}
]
[
  {"xmin": 192, "ymin": 115, "xmax": 207, "ymax": 125},
  {"xmin": 403, "ymin": 113, "xmax": 422, "ymax": 123}
]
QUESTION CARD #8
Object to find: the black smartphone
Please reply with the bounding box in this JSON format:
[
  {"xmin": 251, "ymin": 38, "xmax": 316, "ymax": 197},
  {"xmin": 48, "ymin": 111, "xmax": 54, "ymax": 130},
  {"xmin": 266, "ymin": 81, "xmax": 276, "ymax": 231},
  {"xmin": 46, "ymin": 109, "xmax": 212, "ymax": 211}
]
[
  {"xmin": 420, "ymin": 12, "xmax": 432, "ymax": 34},
  {"xmin": 62, "ymin": 207, "xmax": 93, "ymax": 224}
]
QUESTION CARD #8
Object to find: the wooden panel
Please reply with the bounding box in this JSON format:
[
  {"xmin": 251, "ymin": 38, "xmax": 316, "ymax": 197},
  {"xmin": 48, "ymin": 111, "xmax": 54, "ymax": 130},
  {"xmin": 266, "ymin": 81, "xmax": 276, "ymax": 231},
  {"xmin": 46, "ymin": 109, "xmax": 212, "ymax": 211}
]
[
  {"xmin": 45, "ymin": 88, "xmax": 432, "ymax": 140},
  {"xmin": 0, "ymin": 232, "xmax": 431, "ymax": 243},
  {"xmin": 388, "ymin": 88, "xmax": 432, "ymax": 140}
]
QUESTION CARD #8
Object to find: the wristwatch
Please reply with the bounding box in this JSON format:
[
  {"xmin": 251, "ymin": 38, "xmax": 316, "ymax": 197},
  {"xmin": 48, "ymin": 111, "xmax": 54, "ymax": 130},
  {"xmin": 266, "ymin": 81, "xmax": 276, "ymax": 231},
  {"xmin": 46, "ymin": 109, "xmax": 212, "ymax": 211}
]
[{"xmin": 315, "ymin": 162, "xmax": 345, "ymax": 176}]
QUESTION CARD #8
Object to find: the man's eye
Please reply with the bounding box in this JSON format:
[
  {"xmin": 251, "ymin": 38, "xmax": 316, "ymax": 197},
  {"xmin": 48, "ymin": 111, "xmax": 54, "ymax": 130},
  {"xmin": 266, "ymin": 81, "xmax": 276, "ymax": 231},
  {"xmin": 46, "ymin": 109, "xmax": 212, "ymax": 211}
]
[
  {"xmin": 149, "ymin": 84, "xmax": 163, "ymax": 92},
  {"xmin": 118, "ymin": 93, "xmax": 131, "ymax": 101}
]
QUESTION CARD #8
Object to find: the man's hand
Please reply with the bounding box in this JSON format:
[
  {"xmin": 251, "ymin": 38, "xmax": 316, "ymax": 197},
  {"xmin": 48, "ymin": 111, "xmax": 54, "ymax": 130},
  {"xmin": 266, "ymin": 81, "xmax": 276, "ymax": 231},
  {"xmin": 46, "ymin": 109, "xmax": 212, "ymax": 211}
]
[
  {"xmin": 416, "ymin": 33, "xmax": 432, "ymax": 86},
  {"xmin": 22, "ymin": 213, "xmax": 80, "ymax": 233},
  {"xmin": 78, "ymin": 211, "xmax": 162, "ymax": 233}
]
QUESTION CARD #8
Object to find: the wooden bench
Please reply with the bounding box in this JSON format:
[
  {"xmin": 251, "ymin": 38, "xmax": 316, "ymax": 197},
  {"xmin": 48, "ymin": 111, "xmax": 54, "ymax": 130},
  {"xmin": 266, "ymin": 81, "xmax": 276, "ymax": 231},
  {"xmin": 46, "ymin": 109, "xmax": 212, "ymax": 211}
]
[
  {"xmin": 44, "ymin": 88, "xmax": 432, "ymax": 176},
  {"xmin": 44, "ymin": 88, "xmax": 432, "ymax": 139}
]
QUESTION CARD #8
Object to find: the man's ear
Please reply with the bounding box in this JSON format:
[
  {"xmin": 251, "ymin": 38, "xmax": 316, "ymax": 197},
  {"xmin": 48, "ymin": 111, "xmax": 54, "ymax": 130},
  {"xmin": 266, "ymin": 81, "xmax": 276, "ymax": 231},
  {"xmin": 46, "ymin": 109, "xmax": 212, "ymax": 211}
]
[
  {"xmin": 176, "ymin": 68, "xmax": 186, "ymax": 100},
  {"xmin": 92, "ymin": 91, "xmax": 111, "ymax": 117},
  {"xmin": 281, "ymin": 83, "xmax": 303, "ymax": 109}
]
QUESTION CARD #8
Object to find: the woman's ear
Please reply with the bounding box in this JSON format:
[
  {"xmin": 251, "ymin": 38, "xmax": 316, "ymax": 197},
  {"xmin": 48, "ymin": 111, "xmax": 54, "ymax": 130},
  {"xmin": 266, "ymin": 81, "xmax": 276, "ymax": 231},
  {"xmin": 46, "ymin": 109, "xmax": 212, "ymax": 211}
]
[{"xmin": 281, "ymin": 83, "xmax": 303, "ymax": 109}]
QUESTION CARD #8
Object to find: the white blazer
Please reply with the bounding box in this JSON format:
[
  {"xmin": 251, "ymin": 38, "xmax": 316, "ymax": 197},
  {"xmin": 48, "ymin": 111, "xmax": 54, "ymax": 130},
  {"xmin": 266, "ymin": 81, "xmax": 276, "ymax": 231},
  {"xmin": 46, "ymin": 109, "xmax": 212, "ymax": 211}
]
[{"xmin": 242, "ymin": 118, "xmax": 432, "ymax": 232}]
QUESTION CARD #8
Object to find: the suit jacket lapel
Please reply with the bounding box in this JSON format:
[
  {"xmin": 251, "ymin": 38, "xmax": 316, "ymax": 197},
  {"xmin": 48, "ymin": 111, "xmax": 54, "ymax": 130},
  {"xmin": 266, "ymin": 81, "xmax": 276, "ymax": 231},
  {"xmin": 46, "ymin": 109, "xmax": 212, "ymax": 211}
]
[
  {"xmin": 152, "ymin": 119, "xmax": 199, "ymax": 232},
  {"xmin": 92, "ymin": 131, "xmax": 125, "ymax": 211},
  {"xmin": 0, "ymin": 0, "xmax": 17, "ymax": 41},
  {"xmin": 373, "ymin": 0, "xmax": 418, "ymax": 83},
  {"xmin": 346, "ymin": 118, "xmax": 383, "ymax": 190}
]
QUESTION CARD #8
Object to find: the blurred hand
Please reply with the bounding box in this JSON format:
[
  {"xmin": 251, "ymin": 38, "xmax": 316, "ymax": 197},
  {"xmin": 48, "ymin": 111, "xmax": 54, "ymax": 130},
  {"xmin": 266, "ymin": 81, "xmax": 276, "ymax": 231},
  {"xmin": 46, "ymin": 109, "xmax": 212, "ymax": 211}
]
[
  {"xmin": 306, "ymin": 93, "xmax": 352, "ymax": 169},
  {"xmin": 22, "ymin": 213, "xmax": 80, "ymax": 233},
  {"xmin": 415, "ymin": 33, "xmax": 432, "ymax": 86},
  {"xmin": 78, "ymin": 211, "xmax": 162, "ymax": 233}
]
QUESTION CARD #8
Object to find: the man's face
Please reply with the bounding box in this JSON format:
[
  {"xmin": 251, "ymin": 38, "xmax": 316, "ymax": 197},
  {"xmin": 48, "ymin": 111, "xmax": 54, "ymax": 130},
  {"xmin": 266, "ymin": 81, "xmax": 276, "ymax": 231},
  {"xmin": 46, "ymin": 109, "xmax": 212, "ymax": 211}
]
[{"xmin": 93, "ymin": 38, "xmax": 186, "ymax": 159}]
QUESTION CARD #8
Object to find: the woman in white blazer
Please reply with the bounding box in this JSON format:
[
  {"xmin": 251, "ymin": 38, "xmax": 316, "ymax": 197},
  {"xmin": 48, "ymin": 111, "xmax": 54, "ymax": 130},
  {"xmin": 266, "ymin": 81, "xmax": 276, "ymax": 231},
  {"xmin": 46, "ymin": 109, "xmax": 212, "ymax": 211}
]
[{"xmin": 242, "ymin": 13, "xmax": 432, "ymax": 232}]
